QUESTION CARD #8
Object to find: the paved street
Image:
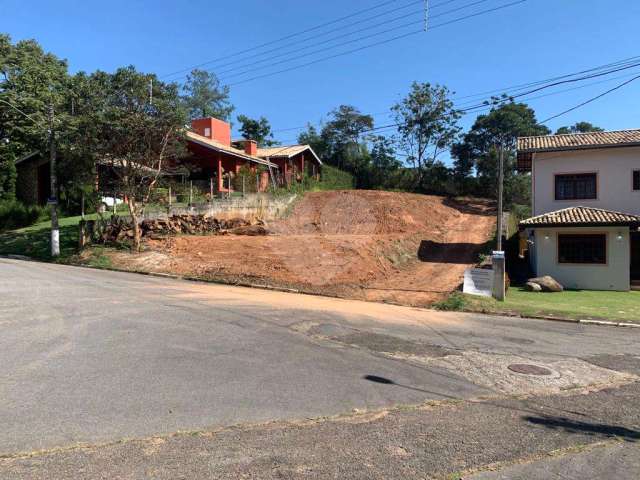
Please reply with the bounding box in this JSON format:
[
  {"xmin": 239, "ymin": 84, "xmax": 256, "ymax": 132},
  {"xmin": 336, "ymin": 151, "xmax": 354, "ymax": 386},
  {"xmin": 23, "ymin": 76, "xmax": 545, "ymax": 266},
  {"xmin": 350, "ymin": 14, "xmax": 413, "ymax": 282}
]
[{"xmin": 1, "ymin": 258, "xmax": 639, "ymax": 478}]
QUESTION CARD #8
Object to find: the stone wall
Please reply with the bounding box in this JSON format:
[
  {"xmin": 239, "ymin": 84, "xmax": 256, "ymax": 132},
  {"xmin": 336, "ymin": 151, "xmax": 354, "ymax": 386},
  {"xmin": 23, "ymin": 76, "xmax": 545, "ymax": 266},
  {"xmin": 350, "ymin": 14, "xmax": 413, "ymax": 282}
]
[{"xmin": 139, "ymin": 193, "xmax": 298, "ymax": 223}]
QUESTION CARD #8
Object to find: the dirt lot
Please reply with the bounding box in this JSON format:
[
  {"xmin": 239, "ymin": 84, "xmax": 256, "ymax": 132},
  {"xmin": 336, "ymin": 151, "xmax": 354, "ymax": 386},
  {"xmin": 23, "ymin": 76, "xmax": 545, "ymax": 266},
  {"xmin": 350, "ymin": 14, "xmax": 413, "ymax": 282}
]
[{"xmin": 108, "ymin": 191, "xmax": 495, "ymax": 306}]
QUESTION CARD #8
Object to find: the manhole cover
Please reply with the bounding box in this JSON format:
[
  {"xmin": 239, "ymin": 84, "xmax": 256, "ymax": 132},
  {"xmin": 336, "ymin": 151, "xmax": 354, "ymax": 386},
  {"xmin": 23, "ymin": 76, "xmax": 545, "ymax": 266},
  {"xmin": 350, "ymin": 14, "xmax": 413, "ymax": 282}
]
[{"xmin": 507, "ymin": 364, "xmax": 553, "ymax": 376}]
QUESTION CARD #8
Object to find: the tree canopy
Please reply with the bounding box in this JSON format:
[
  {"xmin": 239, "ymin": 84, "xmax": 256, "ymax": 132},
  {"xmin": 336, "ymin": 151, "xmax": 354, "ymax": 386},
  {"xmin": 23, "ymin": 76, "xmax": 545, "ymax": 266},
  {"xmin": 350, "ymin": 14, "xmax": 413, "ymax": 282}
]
[
  {"xmin": 182, "ymin": 69, "xmax": 233, "ymax": 121},
  {"xmin": 237, "ymin": 114, "xmax": 278, "ymax": 146},
  {"xmin": 555, "ymin": 121, "xmax": 603, "ymax": 135}
]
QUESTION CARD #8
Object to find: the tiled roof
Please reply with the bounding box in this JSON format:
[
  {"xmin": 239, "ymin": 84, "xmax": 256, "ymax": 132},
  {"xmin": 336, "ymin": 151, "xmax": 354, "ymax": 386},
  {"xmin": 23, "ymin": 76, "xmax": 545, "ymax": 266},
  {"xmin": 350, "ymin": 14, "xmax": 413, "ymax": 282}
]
[
  {"xmin": 187, "ymin": 131, "xmax": 276, "ymax": 167},
  {"xmin": 256, "ymin": 145, "xmax": 323, "ymax": 165},
  {"xmin": 518, "ymin": 129, "xmax": 640, "ymax": 153},
  {"xmin": 520, "ymin": 206, "xmax": 640, "ymax": 227}
]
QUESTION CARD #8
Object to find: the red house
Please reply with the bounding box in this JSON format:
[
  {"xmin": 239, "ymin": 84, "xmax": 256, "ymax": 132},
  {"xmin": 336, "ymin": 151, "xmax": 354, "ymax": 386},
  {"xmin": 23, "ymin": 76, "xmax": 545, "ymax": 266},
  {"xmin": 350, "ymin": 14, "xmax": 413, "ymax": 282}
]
[{"xmin": 184, "ymin": 117, "xmax": 322, "ymax": 193}]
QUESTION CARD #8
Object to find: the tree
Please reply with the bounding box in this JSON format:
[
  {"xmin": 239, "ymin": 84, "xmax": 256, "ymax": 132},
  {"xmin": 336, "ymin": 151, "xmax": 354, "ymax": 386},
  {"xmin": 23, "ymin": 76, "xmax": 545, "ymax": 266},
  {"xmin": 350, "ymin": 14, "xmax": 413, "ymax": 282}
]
[
  {"xmin": 182, "ymin": 69, "xmax": 233, "ymax": 121},
  {"xmin": 80, "ymin": 67, "xmax": 187, "ymax": 250},
  {"xmin": 451, "ymin": 100, "xmax": 549, "ymax": 204},
  {"xmin": 319, "ymin": 105, "xmax": 374, "ymax": 184},
  {"xmin": 0, "ymin": 34, "xmax": 70, "ymax": 204},
  {"xmin": 297, "ymin": 124, "xmax": 326, "ymax": 157},
  {"xmin": 391, "ymin": 82, "xmax": 461, "ymax": 191},
  {"xmin": 369, "ymin": 135, "xmax": 401, "ymax": 189},
  {"xmin": 555, "ymin": 121, "xmax": 604, "ymax": 135},
  {"xmin": 237, "ymin": 114, "xmax": 278, "ymax": 146}
]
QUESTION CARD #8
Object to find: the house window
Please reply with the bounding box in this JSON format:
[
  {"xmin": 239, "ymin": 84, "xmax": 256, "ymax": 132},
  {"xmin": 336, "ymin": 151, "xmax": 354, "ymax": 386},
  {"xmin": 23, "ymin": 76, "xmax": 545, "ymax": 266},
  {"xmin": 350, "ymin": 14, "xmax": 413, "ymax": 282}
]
[
  {"xmin": 555, "ymin": 173, "xmax": 597, "ymax": 200},
  {"xmin": 633, "ymin": 170, "xmax": 640, "ymax": 191},
  {"xmin": 558, "ymin": 234, "xmax": 606, "ymax": 264}
]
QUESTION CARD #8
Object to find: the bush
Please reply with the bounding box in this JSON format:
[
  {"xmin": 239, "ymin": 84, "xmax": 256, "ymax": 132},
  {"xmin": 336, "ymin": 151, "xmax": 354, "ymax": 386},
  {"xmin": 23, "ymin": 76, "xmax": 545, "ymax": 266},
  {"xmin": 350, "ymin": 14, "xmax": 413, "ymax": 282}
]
[
  {"xmin": 433, "ymin": 292, "xmax": 467, "ymax": 311},
  {"xmin": 319, "ymin": 165, "xmax": 355, "ymax": 190},
  {"xmin": 0, "ymin": 201, "xmax": 49, "ymax": 231}
]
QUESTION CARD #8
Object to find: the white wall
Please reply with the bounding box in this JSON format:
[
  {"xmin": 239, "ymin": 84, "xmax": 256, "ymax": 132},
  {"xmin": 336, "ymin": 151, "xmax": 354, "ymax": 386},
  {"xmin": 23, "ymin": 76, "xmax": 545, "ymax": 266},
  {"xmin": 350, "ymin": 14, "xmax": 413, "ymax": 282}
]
[
  {"xmin": 534, "ymin": 227, "xmax": 630, "ymax": 291},
  {"xmin": 533, "ymin": 147, "xmax": 640, "ymax": 216}
]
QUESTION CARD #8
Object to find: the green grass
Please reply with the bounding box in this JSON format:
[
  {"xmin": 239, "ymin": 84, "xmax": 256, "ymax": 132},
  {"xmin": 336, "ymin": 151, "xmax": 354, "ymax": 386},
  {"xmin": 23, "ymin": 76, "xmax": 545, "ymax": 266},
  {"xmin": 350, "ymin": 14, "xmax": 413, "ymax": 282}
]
[
  {"xmin": 0, "ymin": 214, "xmax": 91, "ymax": 261},
  {"xmin": 436, "ymin": 288, "xmax": 640, "ymax": 323}
]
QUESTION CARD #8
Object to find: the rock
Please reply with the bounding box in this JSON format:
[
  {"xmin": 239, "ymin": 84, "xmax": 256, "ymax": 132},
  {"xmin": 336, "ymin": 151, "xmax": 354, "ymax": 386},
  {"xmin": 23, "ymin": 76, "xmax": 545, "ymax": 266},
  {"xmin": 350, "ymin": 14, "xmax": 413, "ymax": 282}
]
[
  {"xmin": 230, "ymin": 225, "xmax": 270, "ymax": 236},
  {"xmin": 524, "ymin": 281, "xmax": 543, "ymax": 292},
  {"xmin": 527, "ymin": 275, "xmax": 564, "ymax": 292}
]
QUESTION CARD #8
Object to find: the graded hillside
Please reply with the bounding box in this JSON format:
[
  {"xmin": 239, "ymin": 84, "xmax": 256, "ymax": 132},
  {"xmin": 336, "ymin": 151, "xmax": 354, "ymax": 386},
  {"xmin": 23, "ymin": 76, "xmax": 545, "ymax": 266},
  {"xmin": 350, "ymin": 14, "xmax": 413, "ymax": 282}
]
[{"xmin": 114, "ymin": 191, "xmax": 495, "ymax": 307}]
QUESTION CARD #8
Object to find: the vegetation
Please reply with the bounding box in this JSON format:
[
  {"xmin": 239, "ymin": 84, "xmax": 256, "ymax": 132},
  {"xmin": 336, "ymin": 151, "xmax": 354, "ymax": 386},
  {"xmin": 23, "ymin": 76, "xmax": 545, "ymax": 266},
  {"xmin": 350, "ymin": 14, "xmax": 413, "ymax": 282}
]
[
  {"xmin": 0, "ymin": 200, "xmax": 48, "ymax": 231},
  {"xmin": 181, "ymin": 69, "xmax": 233, "ymax": 121},
  {"xmin": 555, "ymin": 121, "xmax": 603, "ymax": 135},
  {"xmin": 435, "ymin": 289, "xmax": 640, "ymax": 323},
  {"xmin": 75, "ymin": 66, "xmax": 187, "ymax": 251},
  {"xmin": 0, "ymin": 213, "xmax": 88, "ymax": 260},
  {"xmin": 237, "ymin": 114, "xmax": 278, "ymax": 146}
]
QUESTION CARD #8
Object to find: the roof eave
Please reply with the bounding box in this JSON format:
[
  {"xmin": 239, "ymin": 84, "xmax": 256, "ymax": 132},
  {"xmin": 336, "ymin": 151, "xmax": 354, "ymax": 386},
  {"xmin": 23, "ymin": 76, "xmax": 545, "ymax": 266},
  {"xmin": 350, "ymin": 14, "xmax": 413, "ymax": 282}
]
[
  {"xmin": 518, "ymin": 142, "xmax": 640, "ymax": 155},
  {"xmin": 188, "ymin": 136, "xmax": 277, "ymax": 168},
  {"xmin": 520, "ymin": 221, "xmax": 640, "ymax": 229}
]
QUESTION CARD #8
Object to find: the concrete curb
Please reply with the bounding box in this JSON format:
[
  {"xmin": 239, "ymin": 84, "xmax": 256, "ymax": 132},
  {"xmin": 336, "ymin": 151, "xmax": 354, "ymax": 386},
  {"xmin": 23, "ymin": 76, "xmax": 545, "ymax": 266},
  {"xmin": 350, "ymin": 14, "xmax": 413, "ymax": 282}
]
[
  {"xmin": 459, "ymin": 307, "xmax": 640, "ymax": 328},
  {"xmin": 2, "ymin": 254, "xmax": 639, "ymax": 328}
]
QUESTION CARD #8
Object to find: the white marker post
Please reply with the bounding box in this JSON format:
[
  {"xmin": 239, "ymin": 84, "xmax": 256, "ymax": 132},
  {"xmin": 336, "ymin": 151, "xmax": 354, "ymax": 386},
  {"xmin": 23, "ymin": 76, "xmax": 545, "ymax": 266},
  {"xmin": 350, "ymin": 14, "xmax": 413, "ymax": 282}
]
[{"xmin": 492, "ymin": 251, "xmax": 506, "ymax": 301}]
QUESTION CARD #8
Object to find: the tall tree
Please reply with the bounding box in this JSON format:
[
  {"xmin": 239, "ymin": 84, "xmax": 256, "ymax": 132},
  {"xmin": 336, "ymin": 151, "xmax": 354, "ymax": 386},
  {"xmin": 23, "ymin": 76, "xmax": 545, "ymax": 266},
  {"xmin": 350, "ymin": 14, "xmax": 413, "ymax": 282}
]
[
  {"xmin": 182, "ymin": 69, "xmax": 233, "ymax": 121},
  {"xmin": 451, "ymin": 101, "xmax": 550, "ymax": 204},
  {"xmin": 392, "ymin": 82, "xmax": 461, "ymax": 190},
  {"xmin": 319, "ymin": 105, "xmax": 373, "ymax": 181},
  {"xmin": 369, "ymin": 135, "xmax": 401, "ymax": 189},
  {"xmin": 555, "ymin": 121, "xmax": 604, "ymax": 135},
  {"xmin": 237, "ymin": 114, "xmax": 278, "ymax": 146},
  {"xmin": 0, "ymin": 34, "xmax": 70, "ymax": 203},
  {"xmin": 80, "ymin": 66, "xmax": 187, "ymax": 250}
]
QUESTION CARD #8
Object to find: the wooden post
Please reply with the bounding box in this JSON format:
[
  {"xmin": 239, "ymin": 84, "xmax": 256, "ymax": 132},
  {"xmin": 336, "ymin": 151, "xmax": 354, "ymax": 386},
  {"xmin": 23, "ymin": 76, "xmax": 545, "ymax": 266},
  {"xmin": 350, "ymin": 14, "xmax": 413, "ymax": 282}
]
[
  {"xmin": 189, "ymin": 180, "xmax": 193, "ymax": 205},
  {"xmin": 210, "ymin": 177, "xmax": 213, "ymax": 202},
  {"xmin": 168, "ymin": 185, "xmax": 172, "ymax": 210},
  {"xmin": 242, "ymin": 175, "xmax": 245, "ymax": 197}
]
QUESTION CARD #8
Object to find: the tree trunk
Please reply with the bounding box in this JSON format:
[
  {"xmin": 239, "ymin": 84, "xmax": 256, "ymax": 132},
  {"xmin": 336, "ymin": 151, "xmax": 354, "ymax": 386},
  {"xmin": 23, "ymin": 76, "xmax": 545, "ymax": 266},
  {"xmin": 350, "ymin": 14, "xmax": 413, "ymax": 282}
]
[{"xmin": 127, "ymin": 198, "xmax": 142, "ymax": 252}]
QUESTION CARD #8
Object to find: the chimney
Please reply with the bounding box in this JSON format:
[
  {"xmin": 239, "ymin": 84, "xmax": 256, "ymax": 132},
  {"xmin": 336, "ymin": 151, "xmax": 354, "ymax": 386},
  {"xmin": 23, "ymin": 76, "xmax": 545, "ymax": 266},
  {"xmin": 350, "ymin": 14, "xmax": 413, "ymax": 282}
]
[
  {"xmin": 191, "ymin": 117, "xmax": 231, "ymax": 146},
  {"xmin": 244, "ymin": 140, "xmax": 258, "ymax": 156}
]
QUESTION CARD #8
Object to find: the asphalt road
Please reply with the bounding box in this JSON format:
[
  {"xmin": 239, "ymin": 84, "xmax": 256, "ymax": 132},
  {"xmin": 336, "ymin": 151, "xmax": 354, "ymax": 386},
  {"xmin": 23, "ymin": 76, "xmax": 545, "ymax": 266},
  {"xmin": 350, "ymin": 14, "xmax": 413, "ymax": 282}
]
[{"xmin": 1, "ymin": 258, "xmax": 639, "ymax": 459}]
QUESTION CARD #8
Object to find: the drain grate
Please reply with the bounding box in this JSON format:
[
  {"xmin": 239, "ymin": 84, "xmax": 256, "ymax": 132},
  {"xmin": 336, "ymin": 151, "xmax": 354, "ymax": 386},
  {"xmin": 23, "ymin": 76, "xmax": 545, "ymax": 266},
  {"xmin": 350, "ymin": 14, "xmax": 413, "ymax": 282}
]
[{"xmin": 507, "ymin": 363, "xmax": 553, "ymax": 376}]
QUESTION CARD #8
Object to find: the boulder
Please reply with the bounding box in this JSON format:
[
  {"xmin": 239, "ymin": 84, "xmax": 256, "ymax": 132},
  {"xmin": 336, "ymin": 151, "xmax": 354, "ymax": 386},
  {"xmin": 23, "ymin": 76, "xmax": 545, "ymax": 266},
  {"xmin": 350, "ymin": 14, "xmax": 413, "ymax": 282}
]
[
  {"xmin": 524, "ymin": 281, "xmax": 543, "ymax": 292},
  {"xmin": 527, "ymin": 275, "xmax": 564, "ymax": 293}
]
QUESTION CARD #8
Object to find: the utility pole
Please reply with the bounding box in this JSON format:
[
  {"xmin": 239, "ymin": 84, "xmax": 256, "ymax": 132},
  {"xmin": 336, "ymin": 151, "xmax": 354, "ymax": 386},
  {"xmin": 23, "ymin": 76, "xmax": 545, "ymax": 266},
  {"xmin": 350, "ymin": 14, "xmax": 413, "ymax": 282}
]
[
  {"xmin": 496, "ymin": 142, "xmax": 504, "ymax": 252},
  {"xmin": 48, "ymin": 104, "xmax": 60, "ymax": 257}
]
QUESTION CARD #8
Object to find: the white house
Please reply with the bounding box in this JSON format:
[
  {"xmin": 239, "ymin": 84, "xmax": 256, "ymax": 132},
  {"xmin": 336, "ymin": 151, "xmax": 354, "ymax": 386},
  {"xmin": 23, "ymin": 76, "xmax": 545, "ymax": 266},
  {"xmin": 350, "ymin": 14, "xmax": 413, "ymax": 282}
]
[{"xmin": 517, "ymin": 129, "xmax": 640, "ymax": 291}]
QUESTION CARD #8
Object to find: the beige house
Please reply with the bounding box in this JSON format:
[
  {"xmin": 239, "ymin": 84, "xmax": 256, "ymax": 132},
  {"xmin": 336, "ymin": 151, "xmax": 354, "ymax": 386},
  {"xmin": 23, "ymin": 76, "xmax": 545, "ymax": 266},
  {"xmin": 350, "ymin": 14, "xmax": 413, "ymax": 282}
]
[{"xmin": 517, "ymin": 130, "xmax": 640, "ymax": 291}]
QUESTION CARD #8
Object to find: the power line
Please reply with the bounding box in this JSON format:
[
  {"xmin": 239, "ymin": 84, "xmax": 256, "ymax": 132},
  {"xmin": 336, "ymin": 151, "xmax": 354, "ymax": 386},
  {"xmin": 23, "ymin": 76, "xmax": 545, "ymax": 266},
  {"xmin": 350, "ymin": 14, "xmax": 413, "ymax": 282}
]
[
  {"xmin": 227, "ymin": 0, "xmax": 527, "ymax": 87},
  {"xmin": 169, "ymin": 1, "xmax": 425, "ymax": 80},
  {"xmin": 166, "ymin": 0, "xmax": 468, "ymax": 83},
  {"xmin": 540, "ymin": 74, "xmax": 640, "ymax": 124},
  {"xmin": 274, "ymin": 54, "xmax": 640, "ymax": 134},
  {"xmin": 213, "ymin": 0, "xmax": 493, "ymax": 82},
  {"xmin": 161, "ymin": 0, "xmax": 405, "ymax": 79},
  {"xmin": 276, "ymin": 65, "xmax": 640, "ymax": 143},
  {"xmin": 459, "ymin": 59, "xmax": 640, "ymax": 113}
]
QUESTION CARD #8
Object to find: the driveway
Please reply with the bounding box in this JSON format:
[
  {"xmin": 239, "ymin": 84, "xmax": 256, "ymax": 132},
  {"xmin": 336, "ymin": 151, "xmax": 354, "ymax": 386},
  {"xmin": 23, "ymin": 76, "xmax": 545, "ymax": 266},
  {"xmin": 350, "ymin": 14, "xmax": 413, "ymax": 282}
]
[{"xmin": 1, "ymin": 258, "xmax": 639, "ymax": 473}]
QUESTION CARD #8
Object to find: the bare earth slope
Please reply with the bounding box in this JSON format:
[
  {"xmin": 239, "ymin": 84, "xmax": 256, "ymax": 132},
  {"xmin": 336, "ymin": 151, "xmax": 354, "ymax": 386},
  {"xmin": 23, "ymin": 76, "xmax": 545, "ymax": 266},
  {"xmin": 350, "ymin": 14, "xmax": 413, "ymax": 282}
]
[{"xmin": 116, "ymin": 191, "xmax": 495, "ymax": 307}]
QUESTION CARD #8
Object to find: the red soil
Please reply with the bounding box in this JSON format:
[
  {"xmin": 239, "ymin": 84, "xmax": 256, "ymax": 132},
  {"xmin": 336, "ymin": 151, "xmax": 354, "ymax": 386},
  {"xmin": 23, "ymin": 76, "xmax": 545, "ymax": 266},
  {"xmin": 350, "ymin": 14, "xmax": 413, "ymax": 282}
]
[{"xmin": 114, "ymin": 191, "xmax": 495, "ymax": 307}]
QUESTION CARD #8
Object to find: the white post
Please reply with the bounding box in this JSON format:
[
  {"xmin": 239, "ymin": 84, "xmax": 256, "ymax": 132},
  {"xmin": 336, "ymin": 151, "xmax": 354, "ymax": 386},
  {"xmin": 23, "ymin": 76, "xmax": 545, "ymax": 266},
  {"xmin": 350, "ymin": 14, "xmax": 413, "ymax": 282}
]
[
  {"xmin": 189, "ymin": 180, "xmax": 193, "ymax": 206},
  {"xmin": 492, "ymin": 251, "xmax": 506, "ymax": 302}
]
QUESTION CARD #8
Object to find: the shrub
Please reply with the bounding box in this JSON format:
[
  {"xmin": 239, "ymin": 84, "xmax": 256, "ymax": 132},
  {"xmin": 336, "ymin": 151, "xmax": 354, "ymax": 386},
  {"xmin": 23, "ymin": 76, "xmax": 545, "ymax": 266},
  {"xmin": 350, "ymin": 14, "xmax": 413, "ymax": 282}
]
[
  {"xmin": 433, "ymin": 292, "xmax": 467, "ymax": 311},
  {"xmin": 0, "ymin": 201, "xmax": 49, "ymax": 231},
  {"xmin": 319, "ymin": 165, "xmax": 355, "ymax": 190}
]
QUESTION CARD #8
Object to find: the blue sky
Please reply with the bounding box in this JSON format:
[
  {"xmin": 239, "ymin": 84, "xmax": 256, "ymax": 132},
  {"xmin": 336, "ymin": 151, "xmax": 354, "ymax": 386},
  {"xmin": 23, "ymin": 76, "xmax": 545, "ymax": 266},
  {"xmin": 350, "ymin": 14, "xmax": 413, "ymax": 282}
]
[{"xmin": 3, "ymin": 0, "xmax": 640, "ymax": 156}]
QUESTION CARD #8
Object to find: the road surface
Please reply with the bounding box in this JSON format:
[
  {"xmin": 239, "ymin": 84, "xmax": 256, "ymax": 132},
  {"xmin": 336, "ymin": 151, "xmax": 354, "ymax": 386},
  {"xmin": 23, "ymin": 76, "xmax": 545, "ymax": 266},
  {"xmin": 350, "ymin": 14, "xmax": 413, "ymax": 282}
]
[{"xmin": 1, "ymin": 258, "xmax": 638, "ymax": 478}]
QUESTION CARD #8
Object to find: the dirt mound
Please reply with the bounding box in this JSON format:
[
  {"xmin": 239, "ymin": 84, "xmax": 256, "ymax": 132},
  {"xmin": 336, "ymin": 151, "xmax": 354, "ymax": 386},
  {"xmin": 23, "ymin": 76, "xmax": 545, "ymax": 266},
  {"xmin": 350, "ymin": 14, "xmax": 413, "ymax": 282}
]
[
  {"xmin": 273, "ymin": 190, "xmax": 472, "ymax": 236},
  {"xmin": 111, "ymin": 191, "xmax": 495, "ymax": 307}
]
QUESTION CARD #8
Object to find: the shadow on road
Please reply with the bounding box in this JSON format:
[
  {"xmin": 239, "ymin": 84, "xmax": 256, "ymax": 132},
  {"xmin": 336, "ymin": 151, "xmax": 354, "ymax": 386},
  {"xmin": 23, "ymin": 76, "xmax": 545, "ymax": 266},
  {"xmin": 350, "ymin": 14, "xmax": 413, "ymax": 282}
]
[{"xmin": 525, "ymin": 416, "xmax": 640, "ymax": 442}]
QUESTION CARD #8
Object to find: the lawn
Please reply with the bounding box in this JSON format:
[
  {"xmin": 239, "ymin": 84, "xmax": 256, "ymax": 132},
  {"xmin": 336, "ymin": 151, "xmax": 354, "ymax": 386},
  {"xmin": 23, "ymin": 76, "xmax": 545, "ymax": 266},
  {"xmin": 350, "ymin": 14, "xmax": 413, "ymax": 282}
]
[
  {"xmin": 0, "ymin": 213, "xmax": 115, "ymax": 267},
  {"xmin": 443, "ymin": 288, "xmax": 640, "ymax": 323}
]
